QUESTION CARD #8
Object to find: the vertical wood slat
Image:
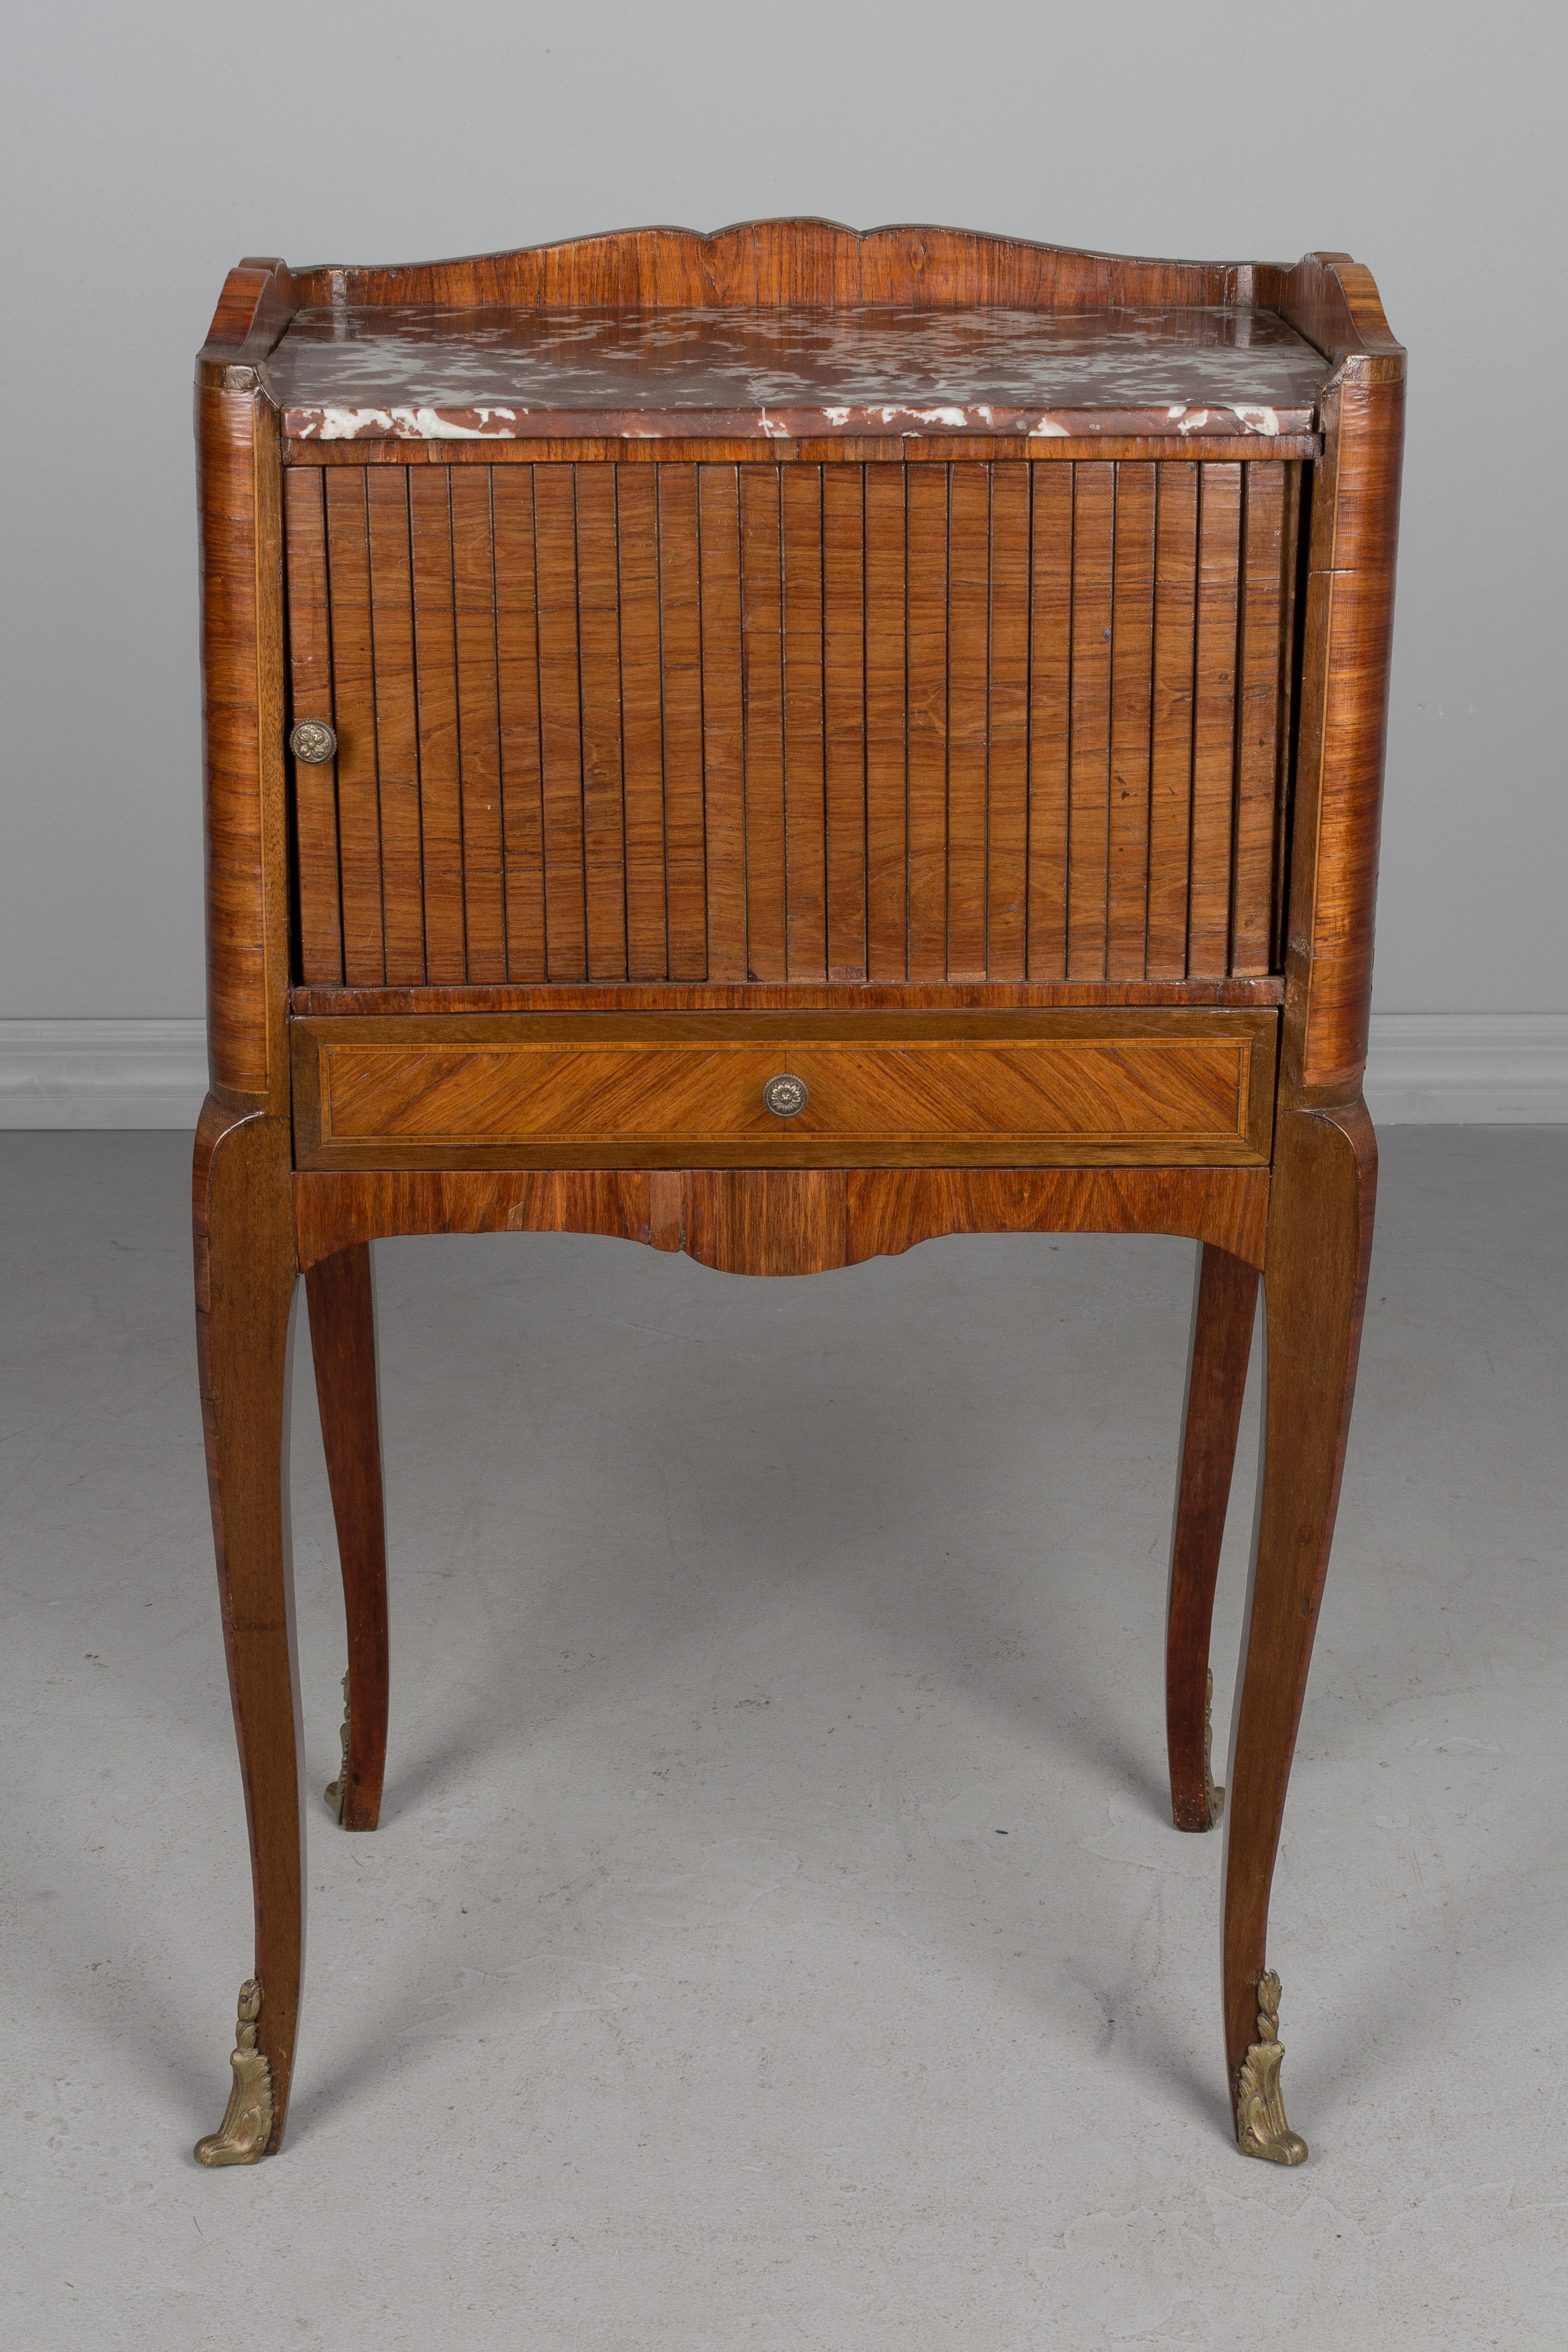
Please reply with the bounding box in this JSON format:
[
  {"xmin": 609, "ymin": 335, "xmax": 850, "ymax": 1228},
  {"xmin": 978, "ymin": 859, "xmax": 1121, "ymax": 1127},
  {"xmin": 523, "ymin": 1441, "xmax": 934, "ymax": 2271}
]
[
  {"xmin": 407, "ymin": 471, "xmax": 465, "ymax": 983},
  {"xmin": 740, "ymin": 465, "xmax": 786, "ymax": 979},
  {"xmin": 1189, "ymin": 464, "xmax": 1243, "ymax": 973},
  {"xmin": 450, "ymin": 469, "xmax": 507, "ymax": 981},
  {"xmin": 1067, "ymin": 465, "xmax": 1114, "ymax": 978},
  {"xmin": 1232, "ymin": 463, "xmax": 1286, "ymax": 976},
  {"xmin": 823, "ymin": 466, "xmax": 867, "ymax": 981},
  {"xmin": 1107, "ymin": 463, "xmax": 1156, "ymax": 979},
  {"xmin": 575, "ymin": 465, "xmax": 628, "ymax": 979},
  {"xmin": 364, "ymin": 470, "xmax": 425, "ymax": 984},
  {"xmin": 863, "ymin": 465, "xmax": 908, "ymax": 979},
  {"xmin": 986, "ymin": 462, "xmax": 1030, "ymax": 981},
  {"xmin": 617, "ymin": 466, "xmax": 668, "ymax": 980},
  {"xmin": 532, "ymin": 465, "xmax": 587, "ymax": 980},
  {"xmin": 945, "ymin": 462, "xmax": 990, "ymax": 979},
  {"xmin": 781, "ymin": 467, "xmax": 827, "ymax": 978},
  {"xmin": 492, "ymin": 467, "xmax": 546, "ymax": 981},
  {"xmin": 1026, "ymin": 465, "xmax": 1074, "ymax": 979},
  {"xmin": 1147, "ymin": 464, "xmax": 1199, "ymax": 977},
  {"xmin": 282, "ymin": 467, "xmax": 343, "ymax": 985},
  {"xmin": 657, "ymin": 466, "xmax": 707, "ymax": 979},
  {"xmin": 905, "ymin": 465, "xmax": 949, "ymax": 980},
  {"xmin": 698, "ymin": 465, "xmax": 747, "ymax": 979},
  {"xmin": 321, "ymin": 469, "xmax": 385, "ymax": 986},
  {"xmin": 289, "ymin": 455, "xmax": 1297, "ymax": 992}
]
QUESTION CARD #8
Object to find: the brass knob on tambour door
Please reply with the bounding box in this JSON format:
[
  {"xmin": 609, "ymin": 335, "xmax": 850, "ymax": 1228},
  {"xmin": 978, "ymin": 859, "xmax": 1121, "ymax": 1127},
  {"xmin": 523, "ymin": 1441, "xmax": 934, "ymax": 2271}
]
[
  {"xmin": 763, "ymin": 1073, "xmax": 808, "ymax": 1118},
  {"xmin": 289, "ymin": 720, "xmax": 337, "ymax": 764}
]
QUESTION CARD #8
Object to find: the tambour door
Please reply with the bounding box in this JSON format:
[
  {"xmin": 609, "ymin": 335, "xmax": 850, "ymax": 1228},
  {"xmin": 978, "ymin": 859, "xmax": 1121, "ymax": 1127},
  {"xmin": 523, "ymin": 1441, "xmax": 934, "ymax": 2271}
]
[{"xmin": 282, "ymin": 457, "xmax": 1304, "ymax": 993}]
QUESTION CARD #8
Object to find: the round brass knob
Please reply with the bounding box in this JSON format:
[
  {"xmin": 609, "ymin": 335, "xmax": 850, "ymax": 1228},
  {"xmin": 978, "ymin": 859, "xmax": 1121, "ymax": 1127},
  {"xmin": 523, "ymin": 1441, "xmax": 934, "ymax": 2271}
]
[
  {"xmin": 289, "ymin": 719, "xmax": 337, "ymax": 765},
  {"xmin": 763, "ymin": 1072, "xmax": 808, "ymax": 1119}
]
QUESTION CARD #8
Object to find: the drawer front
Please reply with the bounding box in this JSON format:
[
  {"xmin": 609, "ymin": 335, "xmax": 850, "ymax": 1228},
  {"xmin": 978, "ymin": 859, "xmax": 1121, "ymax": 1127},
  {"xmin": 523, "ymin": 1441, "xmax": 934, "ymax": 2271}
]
[
  {"xmin": 283, "ymin": 458, "xmax": 1301, "ymax": 994},
  {"xmin": 292, "ymin": 1012, "xmax": 1276, "ymax": 1171}
]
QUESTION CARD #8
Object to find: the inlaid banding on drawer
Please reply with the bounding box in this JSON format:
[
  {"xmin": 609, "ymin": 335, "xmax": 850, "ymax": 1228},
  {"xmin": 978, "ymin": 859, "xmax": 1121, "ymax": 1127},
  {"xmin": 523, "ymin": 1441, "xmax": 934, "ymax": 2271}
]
[{"xmin": 292, "ymin": 1012, "xmax": 1276, "ymax": 1171}]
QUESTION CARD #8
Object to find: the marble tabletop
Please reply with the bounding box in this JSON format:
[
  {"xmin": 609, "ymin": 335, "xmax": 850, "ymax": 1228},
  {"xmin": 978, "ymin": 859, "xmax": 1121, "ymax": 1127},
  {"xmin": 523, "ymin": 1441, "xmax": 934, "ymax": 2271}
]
[{"xmin": 266, "ymin": 303, "xmax": 1329, "ymax": 443}]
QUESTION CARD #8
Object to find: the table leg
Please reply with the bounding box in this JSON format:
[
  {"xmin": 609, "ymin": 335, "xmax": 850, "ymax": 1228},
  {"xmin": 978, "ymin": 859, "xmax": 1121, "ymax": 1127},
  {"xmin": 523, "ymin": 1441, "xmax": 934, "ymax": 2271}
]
[
  {"xmin": 305, "ymin": 1244, "xmax": 389, "ymax": 1832},
  {"xmin": 191, "ymin": 1102, "xmax": 304, "ymax": 2164},
  {"xmin": 1166, "ymin": 1244, "xmax": 1259, "ymax": 1830},
  {"xmin": 1222, "ymin": 1102, "xmax": 1376, "ymax": 2164}
]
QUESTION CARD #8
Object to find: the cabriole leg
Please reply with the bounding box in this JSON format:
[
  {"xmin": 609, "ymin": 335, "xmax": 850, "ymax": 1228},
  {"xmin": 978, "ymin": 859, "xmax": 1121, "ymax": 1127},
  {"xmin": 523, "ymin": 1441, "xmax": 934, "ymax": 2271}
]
[
  {"xmin": 191, "ymin": 1100, "xmax": 304, "ymax": 2164},
  {"xmin": 1166, "ymin": 1244, "xmax": 1260, "ymax": 1830},
  {"xmin": 305, "ymin": 1244, "xmax": 389, "ymax": 1831},
  {"xmin": 1222, "ymin": 1103, "xmax": 1376, "ymax": 2164}
]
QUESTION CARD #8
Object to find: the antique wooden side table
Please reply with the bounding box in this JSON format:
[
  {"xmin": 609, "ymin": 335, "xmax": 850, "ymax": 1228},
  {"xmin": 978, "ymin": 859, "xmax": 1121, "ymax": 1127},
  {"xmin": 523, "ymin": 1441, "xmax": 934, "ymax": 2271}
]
[{"xmin": 189, "ymin": 220, "xmax": 1403, "ymax": 2168}]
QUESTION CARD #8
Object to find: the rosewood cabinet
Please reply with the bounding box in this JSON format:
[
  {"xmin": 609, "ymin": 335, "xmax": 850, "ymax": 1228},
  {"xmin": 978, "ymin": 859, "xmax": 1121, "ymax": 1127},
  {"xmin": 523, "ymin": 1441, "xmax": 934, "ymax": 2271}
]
[{"xmin": 188, "ymin": 219, "xmax": 1403, "ymax": 2168}]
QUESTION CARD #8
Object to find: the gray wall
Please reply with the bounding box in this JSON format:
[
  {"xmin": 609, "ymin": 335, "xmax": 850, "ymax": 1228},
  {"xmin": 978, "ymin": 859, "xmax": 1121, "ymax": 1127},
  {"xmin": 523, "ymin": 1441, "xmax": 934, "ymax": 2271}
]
[{"xmin": 4, "ymin": 0, "xmax": 1562, "ymax": 1018}]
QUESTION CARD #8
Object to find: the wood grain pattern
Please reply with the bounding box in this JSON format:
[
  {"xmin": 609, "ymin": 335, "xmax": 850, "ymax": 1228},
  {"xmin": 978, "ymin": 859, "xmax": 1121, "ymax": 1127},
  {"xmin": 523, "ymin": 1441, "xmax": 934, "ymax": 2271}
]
[
  {"xmin": 407, "ymin": 470, "xmax": 465, "ymax": 982},
  {"xmin": 286, "ymin": 459, "xmax": 1298, "ymax": 991},
  {"xmin": 1166, "ymin": 1243, "xmax": 1259, "ymax": 1829},
  {"xmin": 823, "ymin": 465, "xmax": 868, "ymax": 981},
  {"xmin": 282, "ymin": 467, "xmax": 343, "ymax": 986},
  {"xmin": 450, "ymin": 468, "xmax": 508, "ymax": 981},
  {"xmin": 492, "ymin": 467, "xmax": 547, "ymax": 980},
  {"xmin": 294, "ymin": 1160, "xmax": 1270, "ymax": 1275},
  {"xmin": 1223, "ymin": 1100, "xmax": 1376, "ymax": 2129},
  {"xmin": 656, "ymin": 466, "xmax": 707, "ymax": 980},
  {"xmin": 192, "ymin": 1100, "xmax": 302, "ymax": 2149},
  {"xmin": 304, "ymin": 1242, "xmax": 388, "ymax": 1831},
  {"xmin": 290, "ymin": 1009, "xmax": 1276, "ymax": 1171},
  {"xmin": 364, "ymin": 470, "xmax": 426, "ymax": 984},
  {"xmin": 321, "ymin": 471, "xmax": 385, "ymax": 986},
  {"xmin": 292, "ymin": 976, "xmax": 1286, "ymax": 1013}
]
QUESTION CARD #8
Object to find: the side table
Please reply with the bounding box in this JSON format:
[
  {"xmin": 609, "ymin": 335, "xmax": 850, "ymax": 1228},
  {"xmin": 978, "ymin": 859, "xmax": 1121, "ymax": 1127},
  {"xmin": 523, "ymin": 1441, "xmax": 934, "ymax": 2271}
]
[{"xmin": 188, "ymin": 219, "xmax": 1403, "ymax": 2167}]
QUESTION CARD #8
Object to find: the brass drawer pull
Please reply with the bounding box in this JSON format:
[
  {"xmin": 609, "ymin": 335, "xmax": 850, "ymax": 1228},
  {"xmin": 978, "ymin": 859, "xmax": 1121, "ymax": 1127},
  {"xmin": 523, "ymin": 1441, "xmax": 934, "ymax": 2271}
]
[
  {"xmin": 762, "ymin": 1072, "xmax": 808, "ymax": 1118},
  {"xmin": 289, "ymin": 720, "xmax": 337, "ymax": 765}
]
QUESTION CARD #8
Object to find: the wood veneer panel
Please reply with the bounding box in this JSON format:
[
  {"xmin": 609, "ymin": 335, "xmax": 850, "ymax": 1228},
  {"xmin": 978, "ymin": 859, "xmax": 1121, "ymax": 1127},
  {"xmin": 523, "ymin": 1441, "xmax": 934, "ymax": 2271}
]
[
  {"xmin": 697, "ymin": 465, "xmax": 746, "ymax": 978},
  {"xmin": 905, "ymin": 465, "xmax": 949, "ymax": 979},
  {"xmin": 1232, "ymin": 463, "xmax": 1285, "ymax": 976},
  {"xmin": 845, "ymin": 1165, "xmax": 1269, "ymax": 1269},
  {"xmin": 617, "ymin": 465, "xmax": 669, "ymax": 979},
  {"xmin": 322, "ymin": 470, "xmax": 385, "ymax": 986},
  {"xmin": 986, "ymin": 463, "xmax": 1030, "ymax": 982},
  {"xmin": 740, "ymin": 465, "xmax": 787, "ymax": 978},
  {"xmin": 1026, "ymin": 465, "xmax": 1074, "ymax": 980},
  {"xmin": 491, "ymin": 467, "xmax": 547, "ymax": 980},
  {"xmin": 1067, "ymin": 464, "xmax": 1114, "ymax": 978},
  {"xmin": 573, "ymin": 465, "xmax": 628, "ymax": 978},
  {"xmin": 656, "ymin": 465, "xmax": 708, "ymax": 980},
  {"xmin": 282, "ymin": 466, "xmax": 343, "ymax": 984},
  {"xmin": 1147, "ymin": 465, "xmax": 1199, "ymax": 978},
  {"xmin": 863, "ymin": 465, "xmax": 908, "ymax": 979},
  {"xmin": 781, "ymin": 466, "xmax": 827, "ymax": 977},
  {"xmin": 822, "ymin": 465, "xmax": 867, "ymax": 981},
  {"xmin": 407, "ymin": 470, "xmax": 466, "ymax": 983},
  {"xmin": 291, "ymin": 1008, "xmax": 1276, "ymax": 1171},
  {"xmin": 363, "ymin": 470, "xmax": 426, "ymax": 983},
  {"xmin": 293, "ymin": 1162, "xmax": 1270, "ymax": 1278},
  {"xmin": 450, "ymin": 468, "xmax": 507, "ymax": 980},
  {"xmin": 946, "ymin": 463, "xmax": 990, "ymax": 979},
  {"xmin": 294, "ymin": 975, "xmax": 1286, "ymax": 1015},
  {"xmin": 1108, "ymin": 463, "xmax": 1156, "ymax": 979},
  {"xmin": 531, "ymin": 465, "xmax": 588, "ymax": 980},
  {"xmin": 1189, "ymin": 464, "xmax": 1242, "ymax": 973}
]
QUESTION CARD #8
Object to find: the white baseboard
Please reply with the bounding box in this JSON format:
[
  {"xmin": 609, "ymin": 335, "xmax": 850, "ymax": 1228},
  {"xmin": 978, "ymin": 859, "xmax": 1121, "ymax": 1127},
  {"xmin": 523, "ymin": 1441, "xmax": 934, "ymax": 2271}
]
[
  {"xmin": 0, "ymin": 1020, "xmax": 208, "ymax": 1129},
  {"xmin": 1361, "ymin": 1013, "xmax": 1568, "ymax": 1123},
  {"xmin": 0, "ymin": 1012, "xmax": 1565, "ymax": 1129}
]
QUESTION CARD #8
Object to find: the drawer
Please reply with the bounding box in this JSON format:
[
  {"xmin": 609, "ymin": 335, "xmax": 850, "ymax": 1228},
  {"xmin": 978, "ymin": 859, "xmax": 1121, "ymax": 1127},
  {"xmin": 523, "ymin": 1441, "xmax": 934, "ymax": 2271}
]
[{"xmin": 291, "ymin": 1012, "xmax": 1277, "ymax": 1171}]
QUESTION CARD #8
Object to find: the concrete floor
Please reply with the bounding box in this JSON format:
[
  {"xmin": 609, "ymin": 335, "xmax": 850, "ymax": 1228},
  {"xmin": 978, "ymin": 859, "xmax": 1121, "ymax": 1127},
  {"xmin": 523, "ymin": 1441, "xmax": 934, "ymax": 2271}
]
[{"xmin": 1, "ymin": 1128, "xmax": 1564, "ymax": 2350}]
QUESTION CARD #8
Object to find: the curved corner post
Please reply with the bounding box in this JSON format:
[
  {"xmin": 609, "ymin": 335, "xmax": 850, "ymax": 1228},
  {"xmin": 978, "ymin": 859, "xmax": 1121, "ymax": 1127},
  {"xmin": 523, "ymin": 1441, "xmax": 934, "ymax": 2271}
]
[
  {"xmin": 1166, "ymin": 1243, "xmax": 1260, "ymax": 1830},
  {"xmin": 1221, "ymin": 1099, "xmax": 1376, "ymax": 2161},
  {"xmin": 192, "ymin": 1099, "xmax": 304, "ymax": 2161},
  {"xmin": 305, "ymin": 1244, "xmax": 390, "ymax": 1830}
]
